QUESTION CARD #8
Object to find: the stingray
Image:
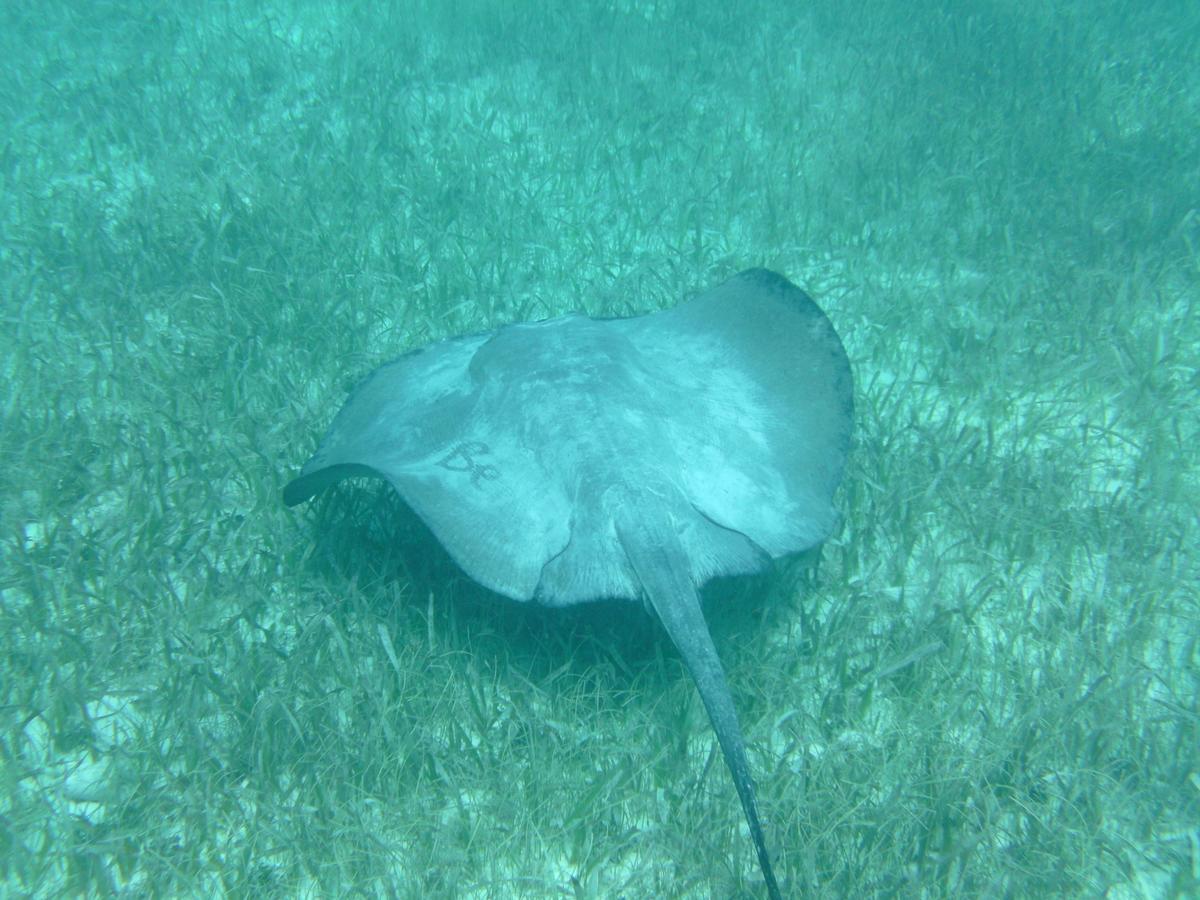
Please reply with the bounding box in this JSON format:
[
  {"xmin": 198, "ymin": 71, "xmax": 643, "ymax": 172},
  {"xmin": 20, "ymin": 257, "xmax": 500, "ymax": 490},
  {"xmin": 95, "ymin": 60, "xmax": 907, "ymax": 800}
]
[{"xmin": 284, "ymin": 268, "xmax": 853, "ymax": 898}]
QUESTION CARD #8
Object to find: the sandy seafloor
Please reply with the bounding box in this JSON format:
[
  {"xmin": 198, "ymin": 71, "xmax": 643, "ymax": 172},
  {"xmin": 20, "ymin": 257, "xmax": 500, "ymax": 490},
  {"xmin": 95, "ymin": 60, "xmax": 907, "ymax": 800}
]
[{"xmin": 1, "ymin": 1, "xmax": 1197, "ymax": 897}]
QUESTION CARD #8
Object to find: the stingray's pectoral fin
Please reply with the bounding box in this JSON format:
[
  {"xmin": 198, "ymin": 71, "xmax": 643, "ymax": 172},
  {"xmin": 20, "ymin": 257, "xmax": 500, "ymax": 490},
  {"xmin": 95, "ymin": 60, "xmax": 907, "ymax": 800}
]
[
  {"xmin": 614, "ymin": 503, "xmax": 784, "ymax": 900},
  {"xmin": 283, "ymin": 462, "xmax": 384, "ymax": 507}
]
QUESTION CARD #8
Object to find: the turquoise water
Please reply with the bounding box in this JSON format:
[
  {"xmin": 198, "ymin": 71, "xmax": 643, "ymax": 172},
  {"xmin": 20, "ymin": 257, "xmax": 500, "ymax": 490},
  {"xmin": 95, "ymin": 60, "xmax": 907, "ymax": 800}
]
[{"xmin": 2, "ymin": 2, "xmax": 1196, "ymax": 896}]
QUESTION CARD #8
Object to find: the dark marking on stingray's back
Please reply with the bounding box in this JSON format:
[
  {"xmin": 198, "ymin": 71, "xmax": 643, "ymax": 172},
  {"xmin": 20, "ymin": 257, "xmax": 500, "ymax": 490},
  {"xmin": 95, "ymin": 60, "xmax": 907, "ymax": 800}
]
[
  {"xmin": 284, "ymin": 268, "xmax": 854, "ymax": 898},
  {"xmin": 437, "ymin": 441, "xmax": 500, "ymax": 485}
]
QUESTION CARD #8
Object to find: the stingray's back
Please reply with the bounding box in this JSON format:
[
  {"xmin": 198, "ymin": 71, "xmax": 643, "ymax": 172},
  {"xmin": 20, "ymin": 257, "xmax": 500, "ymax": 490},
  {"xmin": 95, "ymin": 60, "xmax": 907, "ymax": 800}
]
[{"xmin": 284, "ymin": 269, "xmax": 853, "ymax": 604}]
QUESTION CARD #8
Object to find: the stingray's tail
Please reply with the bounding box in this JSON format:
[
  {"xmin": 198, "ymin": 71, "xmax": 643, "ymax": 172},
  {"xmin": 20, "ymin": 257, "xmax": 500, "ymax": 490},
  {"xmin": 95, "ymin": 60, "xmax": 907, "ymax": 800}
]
[{"xmin": 615, "ymin": 503, "xmax": 784, "ymax": 900}]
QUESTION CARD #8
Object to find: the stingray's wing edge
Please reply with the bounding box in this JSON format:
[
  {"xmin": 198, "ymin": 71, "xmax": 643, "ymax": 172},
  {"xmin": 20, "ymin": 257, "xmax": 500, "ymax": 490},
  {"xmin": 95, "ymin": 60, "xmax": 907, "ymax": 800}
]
[{"xmin": 282, "ymin": 463, "xmax": 383, "ymax": 507}]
